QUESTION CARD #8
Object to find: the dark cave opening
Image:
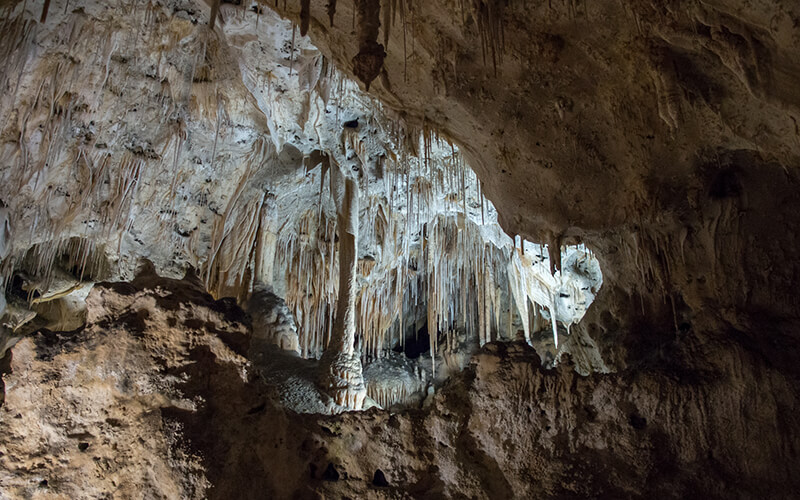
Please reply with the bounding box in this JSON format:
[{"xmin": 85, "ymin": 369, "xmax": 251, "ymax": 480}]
[{"xmin": 393, "ymin": 323, "xmax": 431, "ymax": 359}]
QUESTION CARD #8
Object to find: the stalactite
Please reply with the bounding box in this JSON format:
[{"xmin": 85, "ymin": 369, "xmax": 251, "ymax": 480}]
[
  {"xmin": 327, "ymin": 0, "xmax": 337, "ymax": 26},
  {"xmin": 40, "ymin": 0, "xmax": 51, "ymax": 23},
  {"xmin": 300, "ymin": 0, "xmax": 311, "ymax": 36},
  {"xmin": 209, "ymin": 0, "xmax": 221, "ymax": 29},
  {"xmin": 383, "ymin": 0, "xmax": 392, "ymax": 49},
  {"xmin": 548, "ymin": 234, "xmax": 562, "ymax": 274},
  {"xmin": 352, "ymin": 0, "xmax": 386, "ymax": 90}
]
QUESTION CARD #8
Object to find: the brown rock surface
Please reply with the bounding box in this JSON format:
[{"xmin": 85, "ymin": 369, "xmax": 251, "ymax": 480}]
[
  {"xmin": 0, "ymin": 270, "xmax": 249, "ymax": 499},
  {"xmin": 3, "ymin": 278, "xmax": 799, "ymax": 498}
]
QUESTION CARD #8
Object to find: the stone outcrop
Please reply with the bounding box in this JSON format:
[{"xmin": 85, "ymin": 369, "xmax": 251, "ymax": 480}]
[{"xmin": 2, "ymin": 286, "xmax": 798, "ymax": 498}]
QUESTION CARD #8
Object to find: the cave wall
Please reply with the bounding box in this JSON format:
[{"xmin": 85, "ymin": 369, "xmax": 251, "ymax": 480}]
[
  {"xmin": 1, "ymin": 0, "xmax": 800, "ymax": 497},
  {"xmin": 2, "ymin": 280, "xmax": 798, "ymax": 498},
  {"xmin": 270, "ymin": 0, "xmax": 800, "ymax": 343},
  {"xmin": 6, "ymin": 0, "xmax": 798, "ymax": 359}
]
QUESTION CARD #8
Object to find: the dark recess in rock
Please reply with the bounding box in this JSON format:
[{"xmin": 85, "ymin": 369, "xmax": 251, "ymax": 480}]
[
  {"xmin": 322, "ymin": 462, "xmax": 340, "ymax": 481},
  {"xmin": 629, "ymin": 413, "xmax": 648, "ymax": 430},
  {"xmin": 372, "ymin": 469, "xmax": 389, "ymax": 487}
]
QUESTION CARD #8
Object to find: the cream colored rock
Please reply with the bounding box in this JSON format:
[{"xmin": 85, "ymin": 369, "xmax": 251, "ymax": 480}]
[{"xmin": 247, "ymin": 284, "xmax": 300, "ymax": 355}]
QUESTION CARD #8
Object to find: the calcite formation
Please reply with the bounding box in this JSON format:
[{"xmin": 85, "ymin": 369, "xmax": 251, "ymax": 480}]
[
  {"xmin": 0, "ymin": 0, "xmax": 799, "ymax": 497},
  {"xmin": 246, "ymin": 284, "xmax": 299, "ymax": 355},
  {"xmin": 0, "ymin": 1, "xmax": 600, "ymax": 386}
]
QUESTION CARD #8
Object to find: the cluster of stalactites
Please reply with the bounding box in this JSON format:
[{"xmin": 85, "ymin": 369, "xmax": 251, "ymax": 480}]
[
  {"xmin": 201, "ymin": 140, "xmax": 277, "ymax": 301},
  {"xmin": 353, "ymin": 130, "xmax": 500, "ymax": 362},
  {"xmin": 0, "ymin": 3, "xmax": 278, "ymax": 296},
  {"xmin": 274, "ymin": 202, "xmax": 413, "ymax": 361},
  {"xmin": 353, "ymin": 210, "xmax": 525, "ymax": 376},
  {"xmin": 277, "ymin": 211, "xmax": 515, "ymax": 367},
  {"xmin": 507, "ymin": 243, "xmax": 602, "ymax": 349},
  {"xmin": 272, "ymin": 121, "xmax": 525, "ymax": 376},
  {"xmin": 508, "ymin": 247, "xmax": 561, "ymax": 348},
  {"xmin": 298, "ymin": 0, "xmax": 509, "ymax": 83},
  {"xmin": 276, "ymin": 209, "xmax": 339, "ymax": 359},
  {"xmin": 422, "ymin": 214, "xmax": 507, "ymax": 374},
  {"xmin": 2, "ymin": 237, "xmax": 105, "ymax": 298},
  {"xmin": 363, "ymin": 354, "xmax": 429, "ymax": 409}
]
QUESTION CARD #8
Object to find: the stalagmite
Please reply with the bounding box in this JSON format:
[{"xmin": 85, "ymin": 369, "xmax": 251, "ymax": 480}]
[{"xmin": 317, "ymin": 164, "xmax": 367, "ymax": 411}]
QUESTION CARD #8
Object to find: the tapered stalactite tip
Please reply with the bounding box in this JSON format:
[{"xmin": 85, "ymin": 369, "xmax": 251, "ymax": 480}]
[
  {"xmin": 209, "ymin": 0, "xmax": 221, "ymax": 29},
  {"xmin": 327, "ymin": 0, "xmax": 337, "ymax": 27},
  {"xmin": 40, "ymin": 0, "xmax": 51, "ymax": 23},
  {"xmin": 352, "ymin": 41, "xmax": 386, "ymax": 91},
  {"xmin": 300, "ymin": 0, "xmax": 311, "ymax": 36}
]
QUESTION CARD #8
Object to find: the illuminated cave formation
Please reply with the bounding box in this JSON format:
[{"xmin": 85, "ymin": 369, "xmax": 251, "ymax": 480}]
[
  {"xmin": 1, "ymin": 0, "xmax": 799, "ymax": 498},
  {"xmin": 0, "ymin": 1, "xmax": 602, "ymax": 414}
]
